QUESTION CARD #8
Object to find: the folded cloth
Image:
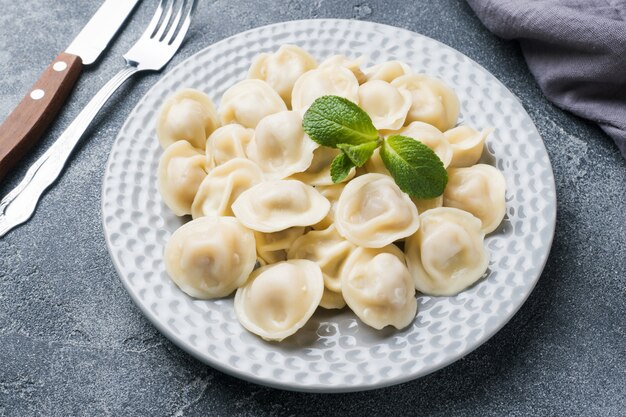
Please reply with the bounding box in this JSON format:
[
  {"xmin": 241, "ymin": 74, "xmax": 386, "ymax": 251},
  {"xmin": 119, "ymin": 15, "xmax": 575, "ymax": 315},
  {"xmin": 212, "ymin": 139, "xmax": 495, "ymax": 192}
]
[{"xmin": 466, "ymin": 0, "xmax": 626, "ymax": 158}]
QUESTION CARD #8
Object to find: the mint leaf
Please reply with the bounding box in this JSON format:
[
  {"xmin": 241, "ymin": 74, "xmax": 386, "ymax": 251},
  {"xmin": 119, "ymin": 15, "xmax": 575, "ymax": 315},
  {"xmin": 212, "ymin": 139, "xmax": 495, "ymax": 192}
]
[
  {"xmin": 330, "ymin": 152, "xmax": 355, "ymax": 183},
  {"xmin": 380, "ymin": 135, "xmax": 448, "ymax": 198},
  {"xmin": 337, "ymin": 141, "xmax": 379, "ymax": 167},
  {"xmin": 303, "ymin": 96, "xmax": 378, "ymax": 147}
]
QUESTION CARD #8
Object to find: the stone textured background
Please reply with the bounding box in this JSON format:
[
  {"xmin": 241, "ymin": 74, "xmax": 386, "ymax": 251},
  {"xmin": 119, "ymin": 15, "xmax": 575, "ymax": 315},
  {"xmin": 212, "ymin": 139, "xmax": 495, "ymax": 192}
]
[{"xmin": 0, "ymin": 1, "xmax": 624, "ymax": 416}]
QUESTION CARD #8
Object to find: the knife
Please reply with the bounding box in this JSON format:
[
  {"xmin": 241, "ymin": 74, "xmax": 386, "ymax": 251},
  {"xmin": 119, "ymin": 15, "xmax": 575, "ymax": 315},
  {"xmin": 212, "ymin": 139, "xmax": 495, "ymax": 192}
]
[{"xmin": 0, "ymin": 0, "xmax": 139, "ymax": 181}]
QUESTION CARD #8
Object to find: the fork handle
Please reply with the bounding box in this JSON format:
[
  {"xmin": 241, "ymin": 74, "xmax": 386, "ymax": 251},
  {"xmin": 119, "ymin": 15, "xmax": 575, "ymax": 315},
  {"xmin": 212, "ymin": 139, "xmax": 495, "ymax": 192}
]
[
  {"xmin": 0, "ymin": 52, "xmax": 83, "ymax": 181},
  {"xmin": 0, "ymin": 66, "xmax": 139, "ymax": 237}
]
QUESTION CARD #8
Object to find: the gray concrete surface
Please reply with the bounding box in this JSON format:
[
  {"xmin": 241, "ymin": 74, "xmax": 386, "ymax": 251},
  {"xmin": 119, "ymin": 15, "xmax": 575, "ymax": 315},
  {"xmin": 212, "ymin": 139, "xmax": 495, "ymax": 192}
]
[{"xmin": 0, "ymin": 1, "xmax": 624, "ymax": 416}]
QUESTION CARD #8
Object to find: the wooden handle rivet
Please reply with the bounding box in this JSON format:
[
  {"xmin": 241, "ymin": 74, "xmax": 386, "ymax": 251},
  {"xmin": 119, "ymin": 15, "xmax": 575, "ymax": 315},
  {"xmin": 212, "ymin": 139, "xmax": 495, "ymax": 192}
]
[
  {"xmin": 53, "ymin": 61, "xmax": 68, "ymax": 72},
  {"xmin": 30, "ymin": 89, "xmax": 45, "ymax": 100}
]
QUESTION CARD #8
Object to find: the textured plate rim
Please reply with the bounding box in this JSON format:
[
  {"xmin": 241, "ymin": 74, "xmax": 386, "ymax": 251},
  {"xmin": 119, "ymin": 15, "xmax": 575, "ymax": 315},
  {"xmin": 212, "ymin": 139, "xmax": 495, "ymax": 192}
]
[{"xmin": 101, "ymin": 18, "xmax": 557, "ymax": 393}]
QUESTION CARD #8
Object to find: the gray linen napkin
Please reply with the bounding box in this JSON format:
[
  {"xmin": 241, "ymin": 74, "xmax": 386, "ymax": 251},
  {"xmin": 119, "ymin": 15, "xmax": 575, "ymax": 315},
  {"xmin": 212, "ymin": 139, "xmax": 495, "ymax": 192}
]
[{"xmin": 466, "ymin": 0, "xmax": 626, "ymax": 158}]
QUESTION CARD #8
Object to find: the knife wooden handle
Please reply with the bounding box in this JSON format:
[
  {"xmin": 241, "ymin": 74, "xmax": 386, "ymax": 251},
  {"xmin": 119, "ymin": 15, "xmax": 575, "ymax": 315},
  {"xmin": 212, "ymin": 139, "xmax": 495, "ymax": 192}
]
[{"xmin": 0, "ymin": 52, "xmax": 82, "ymax": 181}]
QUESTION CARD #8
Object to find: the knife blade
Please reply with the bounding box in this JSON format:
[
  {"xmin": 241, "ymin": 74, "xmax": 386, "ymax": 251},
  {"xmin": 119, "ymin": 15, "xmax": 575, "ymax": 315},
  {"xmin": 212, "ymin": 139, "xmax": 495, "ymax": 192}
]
[
  {"xmin": 66, "ymin": 0, "xmax": 140, "ymax": 65},
  {"xmin": 0, "ymin": 0, "xmax": 140, "ymax": 182}
]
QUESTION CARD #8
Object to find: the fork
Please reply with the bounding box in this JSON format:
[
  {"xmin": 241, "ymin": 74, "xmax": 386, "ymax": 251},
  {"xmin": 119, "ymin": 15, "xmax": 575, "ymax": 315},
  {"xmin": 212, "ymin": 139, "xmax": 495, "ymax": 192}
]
[{"xmin": 0, "ymin": 0, "xmax": 196, "ymax": 237}]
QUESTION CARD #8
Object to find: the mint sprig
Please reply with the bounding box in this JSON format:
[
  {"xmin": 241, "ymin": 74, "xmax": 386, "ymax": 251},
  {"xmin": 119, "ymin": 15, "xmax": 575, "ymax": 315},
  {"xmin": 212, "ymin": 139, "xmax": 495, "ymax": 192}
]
[
  {"xmin": 337, "ymin": 141, "xmax": 379, "ymax": 167},
  {"xmin": 330, "ymin": 153, "xmax": 355, "ymax": 183},
  {"xmin": 303, "ymin": 96, "xmax": 378, "ymax": 147},
  {"xmin": 302, "ymin": 95, "xmax": 448, "ymax": 198},
  {"xmin": 380, "ymin": 135, "xmax": 448, "ymax": 198}
]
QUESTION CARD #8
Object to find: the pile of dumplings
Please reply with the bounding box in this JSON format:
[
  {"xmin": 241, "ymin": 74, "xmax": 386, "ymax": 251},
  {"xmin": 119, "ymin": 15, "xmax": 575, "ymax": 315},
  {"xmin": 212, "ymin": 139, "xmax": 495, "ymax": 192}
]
[{"xmin": 156, "ymin": 45, "xmax": 506, "ymax": 342}]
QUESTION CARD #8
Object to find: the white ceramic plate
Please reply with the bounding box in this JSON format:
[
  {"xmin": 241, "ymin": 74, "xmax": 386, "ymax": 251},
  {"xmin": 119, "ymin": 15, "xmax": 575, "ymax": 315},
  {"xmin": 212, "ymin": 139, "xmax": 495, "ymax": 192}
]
[{"xmin": 102, "ymin": 19, "xmax": 556, "ymax": 392}]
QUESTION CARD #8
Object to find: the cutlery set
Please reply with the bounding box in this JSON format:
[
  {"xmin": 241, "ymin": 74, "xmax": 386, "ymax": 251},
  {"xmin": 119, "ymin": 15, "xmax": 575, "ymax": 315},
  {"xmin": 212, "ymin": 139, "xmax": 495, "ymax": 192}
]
[{"xmin": 0, "ymin": 0, "xmax": 196, "ymax": 237}]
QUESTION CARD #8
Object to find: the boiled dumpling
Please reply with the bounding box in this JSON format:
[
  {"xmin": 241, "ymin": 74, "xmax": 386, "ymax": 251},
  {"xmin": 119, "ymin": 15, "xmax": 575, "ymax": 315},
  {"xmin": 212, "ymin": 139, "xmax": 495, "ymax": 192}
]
[
  {"xmin": 218, "ymin": 79, "xmax": 287, "ymax": 128},
  {"xmin": 319, "ymin": 54, "xmax": 367, "ymax": 83},
  {"xmin": 405, "ymin": 207, "xmax": 488, "ymax": 296},
  {"xmin": 444, "ymin": 125, "xmax": 492, "ymax": 167},
  {"xmin": 384, "ymin": 196, "xmax": 444, "ymax": 243},
  {"xmin": 291, "ymin": 66, "xmax": 360, "ymax": 113},
  {"xmin": 248, "ymin": 44, "xmax": 317, "ymax": 106},
  {"xmin": 290, "ymin": 147, "xmax": 355, "ymax": 186},
  {"xmin": 191, "ymin": 158, "xmax": 263, "ymax": 219},
  {"xmin": 412, "ymin": 195, "xmax": 443, "ymax": 214},
  {"xmin": 320, "ymin": 288, "xmax": 346, "ymax": 310},
  {"xmin": 246, "ymin": 111, "xmax": 318, "ymax": 180},
  {"xmin": 335, "ymin": 173, "xmax": 420, "ymax": 247},
  {"xmin": 288, "ymin": 225, "xmax": 356, "ymax": 293},
  {"xmin": 164, "ymin": 216, "xmax": 256, "ymax": 299},
  {"xmin": 157, "ymin": 140, "xmax": 207, "ymax": 216},
  {"xmin": 362, "ymin": 148, "xmax": 389, "ymax": 176},
  {"xmin": 391, "ymin": 74, "xmax": 460, "ymax": 131},
  {"xmin": 254, "ymin": 227, "xmax": 306, "ymax": 265},
  {"xmin": 364, "ymin": 60, "xmax": 412, "ymax": 83},
  {"xmin": 443, "ymin": 164, "xmax": 506, "ymax": 234},
  {"xmin": 357, "ymin": 80, "xmax": 412, "ymax": 130},
  {"xmin": 397, "ymin": 121, "xmax": 452, "ymax": 167},
  {"xmin": 206, "ymin": 124, "xmax": 254, "ymax": 168},
  {"xmin": 232, "ymin": 180, "xmax": 330, "ymax": 232},
  {"xmin": 157, "ymin": 89, "xmax": 219, "ymax": 150},
  {"xmin": 341, "ymin": 245, "xmax": 417, "ymax": 329},
  {"xmin": 234, "ymin": 260, "xmax": 324, "ymax": 341},
  {"xmin": 311, "ymin": 183, "xmax": 346, "ymax": 230}
]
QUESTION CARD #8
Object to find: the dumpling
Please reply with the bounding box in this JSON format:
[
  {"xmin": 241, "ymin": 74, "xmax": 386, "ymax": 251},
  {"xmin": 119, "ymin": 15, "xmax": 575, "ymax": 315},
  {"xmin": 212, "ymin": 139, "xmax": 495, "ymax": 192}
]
[
  {"xmin": 391, "ymin": 74, "xmax": 460, "ymax": 131},
  {"xmin": 288, "ymin": 225, "xmax": 356, "ymax": 293},
  {"xmin": 320, "ymin": 288, "xmax": 346, "ymax": 310},
  {"xmin": 157, "ymin": 140, "xmax": 207, "ymax": 216},
  {"xmin": 357, "ymin": 80, "xmax": 412, "ymax": 130},
  {"xmin": 364, "ymin": 122, "xmax": 452, "ymax": 175},
  {"xmin": 191, "ymin": 158, "xmax": 263, "ymax": 219},
  {"xmin": 206, "ymin": 124, "xmax": 254, "ymax": 168},
  {"xmin": 254, "ymin": 227, "xmax": 306, "ymax": 265},
  {"xmin": 290, "ymin": 147, "xmax": 355, "ymax": 186},
  {"xmin": 444, "ymin": 125, "xmax": 492, "ymax": 167},
  {"xmin": 291, "ymin": 66, "xmax": 360, "ymax": 113},
  {"xmin": 341, "ymin": 245, "xmax": 417, "ymax": 330},
  {"xmin": 232, "ymin": 180, "xmax": 330, "ymax": 232},
  {"xmin": 248, "ymin": 44, "xmax": 317, "ymax": 106},
  {"xmin": 319, "ymin": 55, "xmax": 367, "ymax": 83},
  {"xmin": 405, "ymin": 207, "xmax": 488, "ymax": 296},
  {"xmin": 364, "ymin": 60, "xmax": 412, "ymax": 83},
  {"xmin": 396, "ymin": 121, "xmax": 452, "ymax": 167},
  {"xmin": 335, "ymin": 173, "xmax": 420, "ymax": 247},
  {"xmin": 164, "ymin": 216, "xmax": 256, "ymax": 299},
  {"xmin": 246, "ymin": 111, "xmax": 318, "ymax": 180},
  {"xmin": 362, "ymin": 148, "xmax": 389, "ymax": 176},
  {"xmin": 218, "ymin": 79, "xmax": 287, "ymax": 128},
  {"xmin": 385, "ymin": 195, "xmax": 444, "ymax": 244},
  {"xmin": 234, "ymin": 260, "xmax": 324, "ymax": 341},
  {"xmin": 157, "ymin": 89, "xmax": 219, "ymax": 150},
  {"xmin": 311, "ymin": 183, "xmax": 346, "ymax": 230},
  {"xmin": 412, "ymin": 195, "xmax": 443, "ymax": 214},
  {"xmin": 443, "ymin": 164, "xmax": 506, "ymax": 234}
]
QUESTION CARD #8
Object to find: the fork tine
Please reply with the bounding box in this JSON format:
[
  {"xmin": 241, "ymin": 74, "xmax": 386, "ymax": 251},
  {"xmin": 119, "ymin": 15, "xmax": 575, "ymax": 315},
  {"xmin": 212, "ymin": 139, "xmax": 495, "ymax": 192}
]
[
  {"xmin": 153, "ymin": 0, "xmax": 175, "ymax": 40},
  {"xmin": 168, "ymin": 0, "xmax": 196, "ymax": 48},
  {"xmin": 123, "ymin": 0, "xmax": 197, "ymax": 70},
  {"xmin": 145, "ymin": 0, "xmax": 168, "ymax": 39},
  {"xmin": 163, "ymin": 0, "xmax": 186, "ymax": 44}
]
